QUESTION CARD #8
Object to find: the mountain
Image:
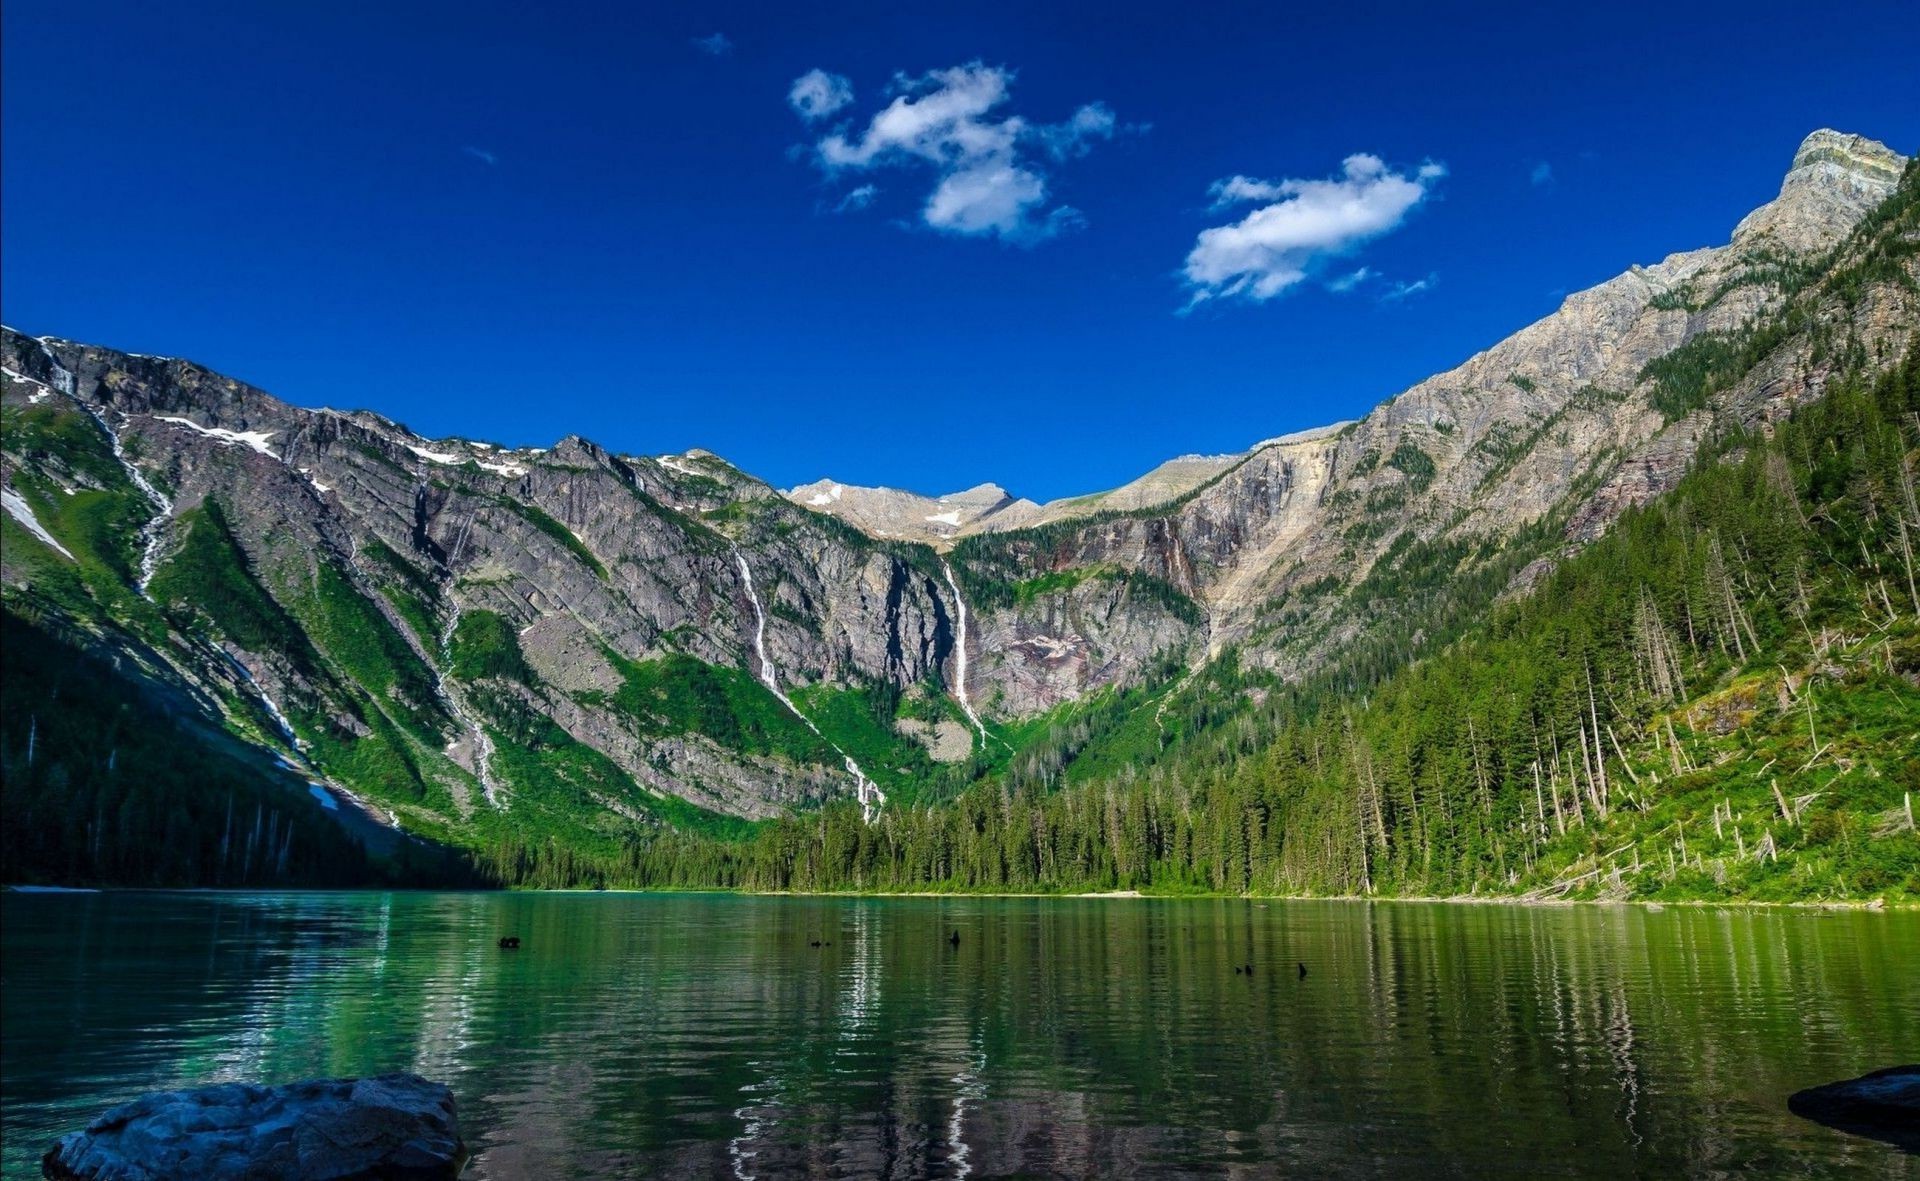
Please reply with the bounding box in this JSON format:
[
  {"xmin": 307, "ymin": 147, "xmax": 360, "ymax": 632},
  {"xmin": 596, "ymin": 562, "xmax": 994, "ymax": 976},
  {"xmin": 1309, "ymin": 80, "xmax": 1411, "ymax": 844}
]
[
  {"xmin": 781, "ymin": 441, "xmax": 1301, "ymax": 547},
  {"xmin": 3, "ymin": 129, "xmax": 1915, "ymax": 893},
  {"xmin": 783, "ymin": 479, "xmax": 1041, "ymax": 543}
]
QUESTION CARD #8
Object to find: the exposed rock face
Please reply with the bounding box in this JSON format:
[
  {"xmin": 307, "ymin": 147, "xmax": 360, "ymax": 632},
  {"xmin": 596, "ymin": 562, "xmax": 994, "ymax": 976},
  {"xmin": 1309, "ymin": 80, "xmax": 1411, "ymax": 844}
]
[
  {"xmin": 896, "ymin": 717, "xmax": 973, "ymax": 763},
  {"xmin": 3, "ymin": 128, "xmax": 1913, "ymax": 832},
  {"xmin": 41, "ymin": 1074, "xmax": 465, "ymax": 1181},
  {"xmin": 1735, "ymin": 130, "xmax": 1908, "ymax": 253},
  {"xmin": 941, "ymin": 129, "xmax": 1915, "ymax": 675},
  {"xmin": 3, "ymin": 333, "xmax": 973, "ymax": 822}
]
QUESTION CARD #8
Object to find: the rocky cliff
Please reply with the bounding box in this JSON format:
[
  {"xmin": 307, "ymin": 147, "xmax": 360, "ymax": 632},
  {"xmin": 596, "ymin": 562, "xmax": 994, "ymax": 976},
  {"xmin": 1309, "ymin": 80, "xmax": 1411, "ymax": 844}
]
[{"xmin": 3, "ymin": 129, "xmax": 1913, "ymax": 851}]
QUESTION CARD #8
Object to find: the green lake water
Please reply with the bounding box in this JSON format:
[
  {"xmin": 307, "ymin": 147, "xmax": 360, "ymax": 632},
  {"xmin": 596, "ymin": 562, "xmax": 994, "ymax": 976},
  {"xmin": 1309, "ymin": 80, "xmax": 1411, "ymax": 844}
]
[{"xmin": 2, "ymin": 891, "xmax": 1915, "ymax": 1177}]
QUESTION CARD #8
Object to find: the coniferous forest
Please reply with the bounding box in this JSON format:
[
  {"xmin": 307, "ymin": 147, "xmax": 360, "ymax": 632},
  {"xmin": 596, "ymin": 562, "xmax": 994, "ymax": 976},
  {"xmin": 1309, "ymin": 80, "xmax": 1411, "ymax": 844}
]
[
  {"xmin": 6, "ymin": 346, "xmax": 1915, "ymax": 898},
  {"xmin": 470, "ymin": 347, "xmax": 1920, "ymax": 901},
  {"xmin": 6, "ymin": 163, "xmax": 1918, "ymax": 901}
]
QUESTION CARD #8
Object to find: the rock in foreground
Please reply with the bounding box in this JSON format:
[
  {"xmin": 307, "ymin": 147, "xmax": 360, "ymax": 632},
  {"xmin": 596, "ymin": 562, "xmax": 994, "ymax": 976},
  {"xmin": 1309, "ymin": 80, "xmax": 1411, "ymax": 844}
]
[
  {"xmin": 42, "ymin": 1073, "xmax": 465, "ymax": 1180},
  {"xmin": 1788, "ymin": 1065, "xmax": 1920, "ymax": 1153}
]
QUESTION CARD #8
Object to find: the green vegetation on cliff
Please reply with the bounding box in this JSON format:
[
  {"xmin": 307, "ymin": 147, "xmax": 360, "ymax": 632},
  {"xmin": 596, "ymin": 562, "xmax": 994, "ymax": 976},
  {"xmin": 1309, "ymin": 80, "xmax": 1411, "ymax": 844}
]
[{"xmin": 474, "ymin": 346, "xmax": 1920, "ymax": 902}]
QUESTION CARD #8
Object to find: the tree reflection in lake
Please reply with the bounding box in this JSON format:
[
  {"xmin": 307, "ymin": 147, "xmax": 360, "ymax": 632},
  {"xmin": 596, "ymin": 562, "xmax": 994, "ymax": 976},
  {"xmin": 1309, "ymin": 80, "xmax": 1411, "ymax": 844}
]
[{"xmin": 3, "ymin": 892, "xmax": 1913, "ymax": 1177}]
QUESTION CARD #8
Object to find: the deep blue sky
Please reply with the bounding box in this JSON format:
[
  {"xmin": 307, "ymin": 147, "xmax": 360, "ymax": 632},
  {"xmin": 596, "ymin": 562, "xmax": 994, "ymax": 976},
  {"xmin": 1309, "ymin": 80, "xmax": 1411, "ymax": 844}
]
[{"xmin": 4, "ymin": 1, "xmax": 1914, "ymax": 501}]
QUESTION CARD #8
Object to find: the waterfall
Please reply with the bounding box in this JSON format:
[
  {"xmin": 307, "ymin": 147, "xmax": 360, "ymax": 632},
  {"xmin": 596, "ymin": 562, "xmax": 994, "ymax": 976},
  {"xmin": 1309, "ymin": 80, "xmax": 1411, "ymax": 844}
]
[
  {"xmin": 437, "ymin": 603, "xmax": 503, "ymax": 809},
  {"xmin": 735, "ymin": 551, "xmax": 886, "ymax": 821},
  {"xmin": 223, "ymin": 652, "xmax": 305, "ymax": 755},
  {"xmin": 27, "ymin": 346, "xmax": 174, "ymax": 592},
  {"xmin": 72, "ymin": 397, "xmax": 174, "ymax": 593},
  {"xmin": 941, "ymin": 560, "xmax": 988, "ymax": 746}
]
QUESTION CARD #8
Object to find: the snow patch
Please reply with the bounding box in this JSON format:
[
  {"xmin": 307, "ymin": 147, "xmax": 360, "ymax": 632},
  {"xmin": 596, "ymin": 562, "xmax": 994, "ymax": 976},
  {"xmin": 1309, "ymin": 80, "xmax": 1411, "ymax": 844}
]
[
  {"xmin": 4, "ymin": 367, "xmax": 58, "ymax": 405},
  {"xmin": 154, "ymin": 416, "xmax": 279, "ymax": 458},
  {"xmin": 2, "ymin": 488, "xmax": 76, "ymax": 560},
  {"xmin": 925, "ymin": 510, "xmax": 962, "ymax": 527},
  {"xmin": 405, "ymin": 443, "xmax": 463, "ymax": 465}
]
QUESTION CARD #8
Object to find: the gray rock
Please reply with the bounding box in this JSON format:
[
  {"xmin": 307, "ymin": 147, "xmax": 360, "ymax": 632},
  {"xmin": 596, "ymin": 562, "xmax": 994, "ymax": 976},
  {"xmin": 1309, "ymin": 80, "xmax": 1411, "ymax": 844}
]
[
  {"xmin": 41, "ymin": 1073, "xmax": 465, "ymax": 1180},
  {"xmin": 1788, "ymin": 1065, "xmax": 1920, "ymax": 1153}
]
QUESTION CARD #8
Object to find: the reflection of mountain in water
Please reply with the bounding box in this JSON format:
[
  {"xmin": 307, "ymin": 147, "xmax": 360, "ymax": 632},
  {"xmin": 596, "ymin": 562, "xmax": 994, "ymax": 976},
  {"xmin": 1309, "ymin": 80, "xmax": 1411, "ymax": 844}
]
[{"xmin": 2, "ymin": 893, "xmax": 1914, "ymax": 1177}]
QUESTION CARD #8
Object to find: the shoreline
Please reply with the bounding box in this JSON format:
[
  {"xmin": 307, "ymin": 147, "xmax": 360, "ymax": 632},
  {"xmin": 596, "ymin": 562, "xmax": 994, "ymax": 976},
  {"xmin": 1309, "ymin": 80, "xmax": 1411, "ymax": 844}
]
[{"xmin": 6, "ymin": 882, "xmax": 1912, "ymax": 910}]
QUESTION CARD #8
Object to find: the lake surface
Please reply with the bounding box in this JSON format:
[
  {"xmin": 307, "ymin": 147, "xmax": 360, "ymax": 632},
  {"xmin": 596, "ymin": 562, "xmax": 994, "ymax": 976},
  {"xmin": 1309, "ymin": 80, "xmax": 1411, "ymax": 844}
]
[{"xmin": 2, "ymin": 892, "xmax": 1915, "ymax": 1178}]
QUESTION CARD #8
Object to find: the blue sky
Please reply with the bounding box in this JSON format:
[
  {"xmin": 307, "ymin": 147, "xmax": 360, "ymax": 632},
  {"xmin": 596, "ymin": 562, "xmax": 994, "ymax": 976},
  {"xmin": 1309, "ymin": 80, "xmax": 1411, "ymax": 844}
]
[{"xmin": 3, "ymin": 1, "xmax": 1913, "ymax": 502}]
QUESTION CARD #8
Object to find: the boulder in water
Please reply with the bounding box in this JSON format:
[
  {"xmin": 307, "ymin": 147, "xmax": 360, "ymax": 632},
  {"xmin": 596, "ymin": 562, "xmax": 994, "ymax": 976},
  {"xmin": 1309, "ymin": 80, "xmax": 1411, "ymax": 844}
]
[
  {"xmin": 1788, "ymin": 1065, "xmax": 1920, "ymax": 1153},
  {"xmin": 42, "ymin": 1072, "xmax": 465, "ymax": 1180}
]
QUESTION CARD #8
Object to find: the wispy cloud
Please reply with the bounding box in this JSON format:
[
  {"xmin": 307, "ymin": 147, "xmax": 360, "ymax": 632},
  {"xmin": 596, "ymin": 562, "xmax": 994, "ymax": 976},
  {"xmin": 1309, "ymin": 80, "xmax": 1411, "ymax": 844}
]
[
  {"xmin": 462, "ymin": 146, "xmax": 498, "ymax": 166},
  {"xmin": 789, "ymin": 69, "xmax": 854, "ymax": 121},
  {"xmin": 791, "ymin": 61, "xmax": 1121, "ymax": 244},
  {"xmin": 1183, "ymin": 153, "xmax": 1443, "ymax": 306},
  {"xmin": 835, "ymin": 184, "xmax": 878, "ymax": 213},
  {"xmin": 1326, "ymin": 266, "xmax": 1373, "ymax": 293},
  {"xmin": 691, "ymin": 32, "xmax": 733, "ymax": 57},
  {"xmin": 1530, "ymin": 161, "xmax": 1554, "ymax": 186},
  {"xmin": 1380, "ymin": 273, "xmax": 1438, "ymax": 302}
]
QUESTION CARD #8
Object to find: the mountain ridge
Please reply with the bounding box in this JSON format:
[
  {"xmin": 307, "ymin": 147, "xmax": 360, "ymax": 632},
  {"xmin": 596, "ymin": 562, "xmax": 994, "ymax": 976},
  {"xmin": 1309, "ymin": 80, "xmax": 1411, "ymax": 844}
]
[{"xmin": 3, "ymin": 128, "xmax": 1914, "ymax": 882}]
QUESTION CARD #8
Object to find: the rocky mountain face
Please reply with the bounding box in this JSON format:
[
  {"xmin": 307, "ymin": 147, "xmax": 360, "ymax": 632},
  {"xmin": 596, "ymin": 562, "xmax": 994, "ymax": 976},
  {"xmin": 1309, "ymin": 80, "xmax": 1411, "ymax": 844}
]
[
  {"xmin": 3, "ymin": 129, "xmax": 1913, "ymax": 852},
  {"xmin": 785, "ymin": 445, "xmax": 1267, "ymax": 547},
  {"xmin": 950, "ymin": 129, "xmax": 1914, "ymax": 673}
]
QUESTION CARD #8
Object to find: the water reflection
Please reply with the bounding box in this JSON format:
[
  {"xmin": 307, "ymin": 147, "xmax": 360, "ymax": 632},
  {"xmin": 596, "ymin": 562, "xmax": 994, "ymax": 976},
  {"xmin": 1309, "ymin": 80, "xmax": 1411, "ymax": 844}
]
[{"xmin": 3, "ymin": 893, "xmax": 1915, "ymax": 1177}]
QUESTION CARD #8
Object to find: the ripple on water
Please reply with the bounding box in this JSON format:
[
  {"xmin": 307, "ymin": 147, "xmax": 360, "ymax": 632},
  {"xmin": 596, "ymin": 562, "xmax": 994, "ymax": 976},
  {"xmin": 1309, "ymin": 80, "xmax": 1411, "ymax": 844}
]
[{"xmin": 3, "ymin": 893, "xmax": 1916, "ymax": 1178}]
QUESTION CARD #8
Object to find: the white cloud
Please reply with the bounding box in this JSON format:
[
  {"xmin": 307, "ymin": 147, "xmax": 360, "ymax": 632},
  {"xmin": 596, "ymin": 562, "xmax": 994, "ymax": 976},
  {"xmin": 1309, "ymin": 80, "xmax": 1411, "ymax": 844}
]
[
  {"xmin": 794, "ymin": 61, "xmax": 1116, "ymax": 244},
  {"xmin": 1327, "ymin": 266, "xmax": 1373, "ymax": 293},
  {"xmin": 1530, "ymin": 161, "xmax": 1554, "ymax": 186},
  {"xmin": 1037, "ymin": 102, "xmax": 1117, "ymax": 159},
  {"xmin": 462, "ymin": 146, "xmax": 498, "ymax": 166},
  {"xmin": 835, "ymin": 184, "xmax": 878, "ymax": 213},
  {"xmin": 692, "ymin": 32, "xmax": 733, "ymax": 57},
  {"xmin": 1183, "ymin": 153, "xmax": 1443, "ymax": 305},
  {"xmin": 789, "ymin": 69, "xmax": 853, "ymax": 121},
  {"xmin": 1381, "ymin": 273, "xmax": 1437, "ymax": 301}
]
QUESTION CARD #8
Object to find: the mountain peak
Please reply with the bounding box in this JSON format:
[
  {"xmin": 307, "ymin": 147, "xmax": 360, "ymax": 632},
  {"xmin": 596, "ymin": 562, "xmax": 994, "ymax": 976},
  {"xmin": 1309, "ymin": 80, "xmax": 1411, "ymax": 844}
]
[
  {"xmin": 937, "ymin": 482, "xmax": 1015, "ymax": 507},
  {"xmin": 1731, "ymin": 128, "xmax": 1906, "ymax": 253},
  {"xmin": 1788, "ymin": 129, "xmax": 1905, "ymax": 180}
]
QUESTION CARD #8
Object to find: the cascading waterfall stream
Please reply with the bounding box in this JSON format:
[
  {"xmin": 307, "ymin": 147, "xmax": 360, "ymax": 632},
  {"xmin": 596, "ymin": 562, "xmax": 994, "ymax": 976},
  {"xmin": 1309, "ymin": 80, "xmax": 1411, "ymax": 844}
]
[
  {"xmin": 224, "ymin": 652, "xmax": 301, "ymax": 749},
  {"xmin": 940, "ymin": 560, "xmax": 989, "ymax": 747},
  {"xmin": 36, "ymin": 351, "xmax": 175, "ymax": 593},
  {"xmin": 436, "ymin": 603, "xmax": 504, "ymax": 809},
  {"xmin": 734, "ymin": 550, "xmax": 885, "ymax": 821}
]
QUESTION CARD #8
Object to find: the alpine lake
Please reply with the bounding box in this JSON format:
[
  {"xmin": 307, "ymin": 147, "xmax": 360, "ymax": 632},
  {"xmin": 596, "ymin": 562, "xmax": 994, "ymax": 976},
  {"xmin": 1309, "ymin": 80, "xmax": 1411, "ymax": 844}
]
[{"xmin": 3, "ymin": 891, "xmax": 1914, "ymax": 1177}]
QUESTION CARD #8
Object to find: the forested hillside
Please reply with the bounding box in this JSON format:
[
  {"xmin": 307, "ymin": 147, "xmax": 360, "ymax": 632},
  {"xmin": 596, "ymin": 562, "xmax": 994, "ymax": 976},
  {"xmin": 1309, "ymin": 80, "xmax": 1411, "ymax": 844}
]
[
  {"xmin": 481, "ymin": 344, "xmax": 1920, "ymax": 902},
  {"xmin": 3, "ymin": 133, "xmax": 1914, "ymax": 898}
]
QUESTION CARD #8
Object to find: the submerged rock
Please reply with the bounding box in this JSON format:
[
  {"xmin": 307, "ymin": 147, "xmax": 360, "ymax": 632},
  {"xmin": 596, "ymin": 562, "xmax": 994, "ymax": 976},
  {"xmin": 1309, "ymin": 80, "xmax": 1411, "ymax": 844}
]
[
  {"xmin": 1788, "ymin": 1065, "xmax": 1920, "ymax": 1153},
  {"xmin": 42, "ymin": 1073, "xmax": 465, "ymax": 1180}
]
